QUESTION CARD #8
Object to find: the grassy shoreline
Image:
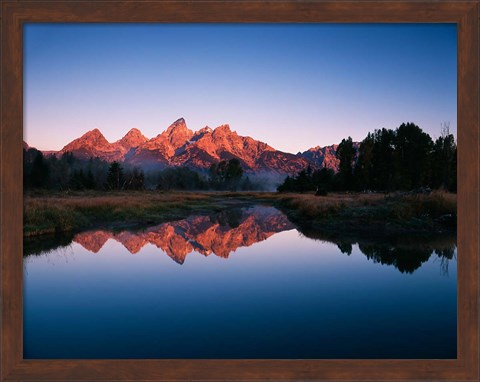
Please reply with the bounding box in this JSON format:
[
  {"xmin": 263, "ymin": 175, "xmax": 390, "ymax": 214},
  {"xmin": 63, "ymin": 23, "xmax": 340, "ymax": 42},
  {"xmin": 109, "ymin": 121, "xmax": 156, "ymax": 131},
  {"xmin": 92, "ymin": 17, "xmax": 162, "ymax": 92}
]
[
  {"xmin": 274, "ymin": 191, "xmax": 456, "ymax": 235},
  {"xmin": 24, "ymin": 190, "xmax": 456, "ymax": 237}
]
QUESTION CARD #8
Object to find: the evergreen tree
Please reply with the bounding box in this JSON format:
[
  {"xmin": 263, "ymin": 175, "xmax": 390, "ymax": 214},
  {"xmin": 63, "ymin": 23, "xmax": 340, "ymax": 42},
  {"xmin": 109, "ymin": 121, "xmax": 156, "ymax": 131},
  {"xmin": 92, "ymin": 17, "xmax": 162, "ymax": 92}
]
[
  {"xmin": 225, "ymin": 158, "xmax": 244, "ymax": 187},
  {"xmin": 277, "ymin": 175, "xmax": 293, "ymax": 192},
  {"xmin": 69, "ymin": 169, "xmax": 87, "ymax": 190},
  {"xmin": 277, "ymin": 165, "xmax": 334, "ymax": 194},
  {"xmin": 371, "ymin": 128, "xmax": 396, "ymax": 191},
  {"xmin": 393, "ymin": 122, "xmax": 433, "ymax": 189},
  {"xmin": 157, "ymin": 167, "xmax": 207, "ymax": 190},
  {"xmin": 106, "ymin": 161, "xmax": 125, "ymax": 190},
  {"xmin": 354, "ymin": 133, "xmax": 375, "ymax": 191},
  {"xmin": 209, "ymin": 158, "xmax": 244, "ymax": 190},
  {"xmin": 450, "ymin": 146, "xmax": 457, "ymax": 192},
  {"xmin": 295, "ymin": 169, "xmax": 311, "ymax": 192},
  {"xmin": 335, "ymin": 136, "xmax": 356, "ymax": 190},
  {"xmin": 30, "ymin": 151, "xmax": 50, "ymax": 188},
  {"xmin": 312, "ymin": 166, "xmax": 334, "ymax": 195},
  {"xmin": 23, "ymin": 148, "xmax": 31, "ymax": 190},
  {"xmin": 125, "ymin": 167, "xmax": 145, "ymax": 190},
  {"xmin": 431, "ymin": 124, "xmax": 456, "ymax": 191}
]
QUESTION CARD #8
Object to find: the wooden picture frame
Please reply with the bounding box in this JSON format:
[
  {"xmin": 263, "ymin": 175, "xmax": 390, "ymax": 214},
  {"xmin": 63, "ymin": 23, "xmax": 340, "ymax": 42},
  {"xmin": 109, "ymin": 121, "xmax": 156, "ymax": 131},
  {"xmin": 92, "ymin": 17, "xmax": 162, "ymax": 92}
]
[{"xmin": 1, "ymin": 0, "xmax": 478, "ymax": 380}]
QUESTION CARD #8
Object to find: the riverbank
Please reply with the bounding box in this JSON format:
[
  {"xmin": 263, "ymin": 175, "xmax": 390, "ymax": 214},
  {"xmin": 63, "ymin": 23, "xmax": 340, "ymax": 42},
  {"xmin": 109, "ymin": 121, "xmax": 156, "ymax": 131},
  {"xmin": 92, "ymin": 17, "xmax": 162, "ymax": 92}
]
[
  {"xmin": 274, "ymin": 190, "xmax": 456, "ymax": 235},
  {"xmin": 24, "ymin": 190, "xmax": 456, "ymax": 237},
  {"xmin": 24, "ymin": 191, "xmax": 258, "ymax": 237}
]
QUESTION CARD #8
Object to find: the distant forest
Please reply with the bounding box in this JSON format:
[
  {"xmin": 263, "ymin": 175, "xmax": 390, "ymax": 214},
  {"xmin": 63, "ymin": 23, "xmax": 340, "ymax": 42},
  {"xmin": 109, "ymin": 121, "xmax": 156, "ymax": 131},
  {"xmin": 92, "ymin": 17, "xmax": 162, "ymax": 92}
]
[
  {"xmin": 24, "ymin": 122, "xmax": 456, "ymax": 193},
  {"xmin": 278, "ymin": 122, "xmax": 456, "ymax": 194},
  {"xmin": 23, "ymin": 149, "xmax": 255, "ymax": 192}
]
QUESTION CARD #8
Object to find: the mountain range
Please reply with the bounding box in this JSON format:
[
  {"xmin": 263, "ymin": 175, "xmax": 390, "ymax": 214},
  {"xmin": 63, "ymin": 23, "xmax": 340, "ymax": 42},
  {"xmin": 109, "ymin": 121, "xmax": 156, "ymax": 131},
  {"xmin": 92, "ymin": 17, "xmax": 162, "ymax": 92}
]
[
  {"xmin": 28, "ymin": 118, "xmax": 347, "ymax": 174},
  {"xmin": 73, "ymin": 206, "xmax": 294, "ymax": 263}
]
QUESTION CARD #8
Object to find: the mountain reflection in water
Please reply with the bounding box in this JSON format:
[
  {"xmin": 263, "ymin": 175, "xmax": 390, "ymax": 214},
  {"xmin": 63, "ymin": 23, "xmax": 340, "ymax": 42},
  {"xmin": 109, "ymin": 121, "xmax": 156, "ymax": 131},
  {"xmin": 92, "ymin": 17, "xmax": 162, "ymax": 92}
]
[
  {"xmin": 23, "ymin": 205, "xmax": 457, "ymax": 359},
  {"xmin": 73, "ymin": 206, "xmax": 294, "ymax": 263},
  {"xmin": 25, "ymin": 206, "xmax": 457, "ymax": 274}
]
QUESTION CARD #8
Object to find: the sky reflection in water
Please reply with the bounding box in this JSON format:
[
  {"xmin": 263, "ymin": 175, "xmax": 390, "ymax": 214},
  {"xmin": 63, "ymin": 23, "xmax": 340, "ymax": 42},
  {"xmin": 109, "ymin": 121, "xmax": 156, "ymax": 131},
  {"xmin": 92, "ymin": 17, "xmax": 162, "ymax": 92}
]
[{"xmin": 23, "ymin": 206, "xmax": 457, "ymax": 359}]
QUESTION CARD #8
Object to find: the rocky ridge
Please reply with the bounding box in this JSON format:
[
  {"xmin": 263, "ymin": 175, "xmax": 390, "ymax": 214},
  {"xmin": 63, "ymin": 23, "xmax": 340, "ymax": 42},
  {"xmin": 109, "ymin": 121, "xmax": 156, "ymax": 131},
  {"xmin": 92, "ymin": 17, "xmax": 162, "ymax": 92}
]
[{"xmin": 39, "ymin": 118, "xmax": 346, "ymax": 173}]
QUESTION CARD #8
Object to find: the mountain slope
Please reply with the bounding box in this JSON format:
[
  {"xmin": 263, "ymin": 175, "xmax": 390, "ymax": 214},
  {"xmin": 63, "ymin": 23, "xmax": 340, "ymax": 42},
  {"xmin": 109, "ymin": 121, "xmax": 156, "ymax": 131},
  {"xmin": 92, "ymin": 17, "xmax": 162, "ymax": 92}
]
[
  {"xmin": 298, "ymin": 144, "xmax": 340, "ymax": 172},
  {"xmin": 39, "ymin": 118, "xmax": 349, "ymax": 174}
]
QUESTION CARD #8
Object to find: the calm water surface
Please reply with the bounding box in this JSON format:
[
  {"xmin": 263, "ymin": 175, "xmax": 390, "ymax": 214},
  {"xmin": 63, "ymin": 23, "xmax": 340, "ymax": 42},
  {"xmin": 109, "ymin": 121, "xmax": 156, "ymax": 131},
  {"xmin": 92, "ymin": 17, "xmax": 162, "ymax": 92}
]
[{"xmin": 23, "ymin": 206, "xmax": 457, "ymax": 359}]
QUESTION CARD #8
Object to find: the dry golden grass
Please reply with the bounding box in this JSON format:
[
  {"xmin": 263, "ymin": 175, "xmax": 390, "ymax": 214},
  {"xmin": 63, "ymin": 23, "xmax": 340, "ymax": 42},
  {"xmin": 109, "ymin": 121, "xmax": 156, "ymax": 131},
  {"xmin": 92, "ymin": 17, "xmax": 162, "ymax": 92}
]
[
  {"xmin": 24, "ymin": 191, "xmax": 216, "ymax": 236},
  {"xmin": 25, "ymin": 191, "xmax": 210, "ymax": 209},
  {"xmin": 270, "ymin": 190, "xmax": 456, "ymax": 223},
  {"xmin": 272, "ymin": 192, "xmax": 385, "ymax": 218},
  {"xmin": 400, "ymin": 190, "xmax": 457, "ymax": 217},
  {"xmin": 24, "ymin": 190, "xmax": 457, "ymax": 236}
]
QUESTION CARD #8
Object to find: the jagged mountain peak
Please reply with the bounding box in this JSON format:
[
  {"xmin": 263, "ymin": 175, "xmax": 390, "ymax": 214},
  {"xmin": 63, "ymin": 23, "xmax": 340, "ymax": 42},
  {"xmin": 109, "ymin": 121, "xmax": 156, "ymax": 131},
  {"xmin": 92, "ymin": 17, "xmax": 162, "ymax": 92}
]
[
  {"xmin": 125, "ymin": 127, "xmax": 143, "ymax": 136},
  {"xmin": 65, "ymin": 128, "xmax": 109, "ymax": 146},
  {"xmin": 192, "ymin": 126, "xmax": 213, "ymax": 142},
  {"xmin": 121, "ymin": 128, "xmax": 147, "ymax": 141},
  {"xmin": 159, "ymin": 118, "xmax": 194, "ymax": 149},
  {"xmin": 117, "ymin": 128, "xmax": 148, "ymax": 149},
  {"xmin": 122, "ymin": 128, "xmax": 147, "ymax": 140},
  {"xmin": 58, "ymin": 127, "xmax": 122, "ymax": 161},
  {"xmin": 165, "ymin": 118, "xmax": 189, "ymax": 134},
  {"xmin": 198, "ymin": 126, "xmax": 213, "ymax": 134},
  {"xmin": 213, "ymin": 124, "xmax": 232, "ymax": 134},
  {"xmin": 84, "ymin": 128, "xmax": 105, "ymax": 138}
]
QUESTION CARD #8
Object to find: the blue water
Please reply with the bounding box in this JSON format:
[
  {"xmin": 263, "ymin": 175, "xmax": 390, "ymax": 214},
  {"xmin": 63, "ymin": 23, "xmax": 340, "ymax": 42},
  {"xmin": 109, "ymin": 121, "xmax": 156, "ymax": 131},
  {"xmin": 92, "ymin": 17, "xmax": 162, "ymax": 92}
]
[{"xmin": 23, "ymin": 206, "xmax": 457, "ymax": 359}]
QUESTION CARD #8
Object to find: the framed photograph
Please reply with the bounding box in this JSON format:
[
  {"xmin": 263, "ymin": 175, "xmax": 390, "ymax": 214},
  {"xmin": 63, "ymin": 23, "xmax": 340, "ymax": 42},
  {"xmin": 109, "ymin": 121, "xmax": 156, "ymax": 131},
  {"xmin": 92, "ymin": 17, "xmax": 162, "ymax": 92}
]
[{"xmin": 1, "ymin": 0, "xmax": 478, "ymax": 381}]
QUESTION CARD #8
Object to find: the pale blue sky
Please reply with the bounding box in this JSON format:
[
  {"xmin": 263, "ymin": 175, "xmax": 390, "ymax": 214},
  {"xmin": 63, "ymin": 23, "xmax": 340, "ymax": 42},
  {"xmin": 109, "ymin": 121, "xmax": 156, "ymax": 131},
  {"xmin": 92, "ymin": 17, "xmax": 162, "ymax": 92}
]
[{"xmin": 24, "ymin": 24, "xmax": 457, "ymax": 152}]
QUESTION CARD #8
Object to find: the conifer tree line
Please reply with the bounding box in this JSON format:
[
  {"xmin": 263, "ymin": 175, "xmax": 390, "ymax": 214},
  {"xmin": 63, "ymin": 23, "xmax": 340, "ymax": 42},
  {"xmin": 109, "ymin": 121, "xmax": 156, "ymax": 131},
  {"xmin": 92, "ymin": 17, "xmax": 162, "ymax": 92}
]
[
  {"xmin": 278, "ymin": 122, "xmax": 457, "ymax": 194},
  {"xmin": 23, "ymin": 148, "xmax": 253, "ymax": 191},
  {"xmin": 23, "ymin": 150, "xmax": 146, "ymax": 191},
  {"xmin": 156, "ymin": 158, "xmax": 253, "ymax": 191}
]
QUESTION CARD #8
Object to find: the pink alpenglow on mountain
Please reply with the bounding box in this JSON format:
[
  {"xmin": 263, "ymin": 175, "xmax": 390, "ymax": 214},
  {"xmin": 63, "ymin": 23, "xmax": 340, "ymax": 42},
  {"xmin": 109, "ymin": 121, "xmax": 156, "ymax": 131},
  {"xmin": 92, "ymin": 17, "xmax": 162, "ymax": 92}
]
[
  {"xmin": 59, "ymin": 128, "xmax": 147, "ymax": 162},
  {"xmin": 38, "ymin": 118, "xmax": 350, "ymax": 174},
  {"xmin": 298, "ymin": 145, "xmax": 340, "ymax": 172},
  {"xmin": 116, "ymin": 128, "xmax": 148, "ymax": 151}
]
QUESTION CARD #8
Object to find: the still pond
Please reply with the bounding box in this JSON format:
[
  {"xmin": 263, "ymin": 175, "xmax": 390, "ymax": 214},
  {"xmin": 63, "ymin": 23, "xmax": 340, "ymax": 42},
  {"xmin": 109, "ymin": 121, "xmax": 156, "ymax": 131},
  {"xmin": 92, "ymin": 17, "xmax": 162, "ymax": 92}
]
[{"xmin": 23, "ymin": 205, "xmax": 457, "ymax": 359}]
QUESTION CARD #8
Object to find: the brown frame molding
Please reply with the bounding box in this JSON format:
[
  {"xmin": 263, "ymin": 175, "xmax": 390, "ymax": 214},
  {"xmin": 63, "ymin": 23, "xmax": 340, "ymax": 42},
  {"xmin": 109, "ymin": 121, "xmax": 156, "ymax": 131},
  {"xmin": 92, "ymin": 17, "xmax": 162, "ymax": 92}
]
[{"xmin": 1, "ymin": 1, "xmax": 478, "ymax": 381}]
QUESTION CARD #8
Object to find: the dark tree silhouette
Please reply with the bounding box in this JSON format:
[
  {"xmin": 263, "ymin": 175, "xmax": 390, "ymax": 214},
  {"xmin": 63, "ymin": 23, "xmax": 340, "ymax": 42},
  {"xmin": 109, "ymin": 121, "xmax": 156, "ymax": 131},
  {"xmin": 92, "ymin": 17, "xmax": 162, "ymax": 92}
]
[
  {"xmin": 209, "ymin": 158, "xmax": 244, "ymax": 190},
  {"xmin": 157, "ymin": 167, "xmax": 206, "ymax": 190},
  {"xmin": 336, "ymin": 136, "xmax": 356, "ymax": 190},
  {"xmin": 125, "ymin": 167, "xmax": 145, "ymax": 190},
  {"xmin": 354, "ymin": 132, "xmax": 375, "ymax": 191},
  {"xmin": 371, "ymin": 128, "xmax": 396, "ymax": 191},
  {"xmin": 393, "ymin": 122, "xmax": 433, "ymax": 189},
  {"xmin": 106, "ymin": 161, "xmax": 125, "ymax": 190},
  {"xmin": 30, "ymin": 151, "xmax": 50, "ymax": 188},
  {"xmin": 431, "ymin": 123, "xmax": 456, "ymax": 191}
]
